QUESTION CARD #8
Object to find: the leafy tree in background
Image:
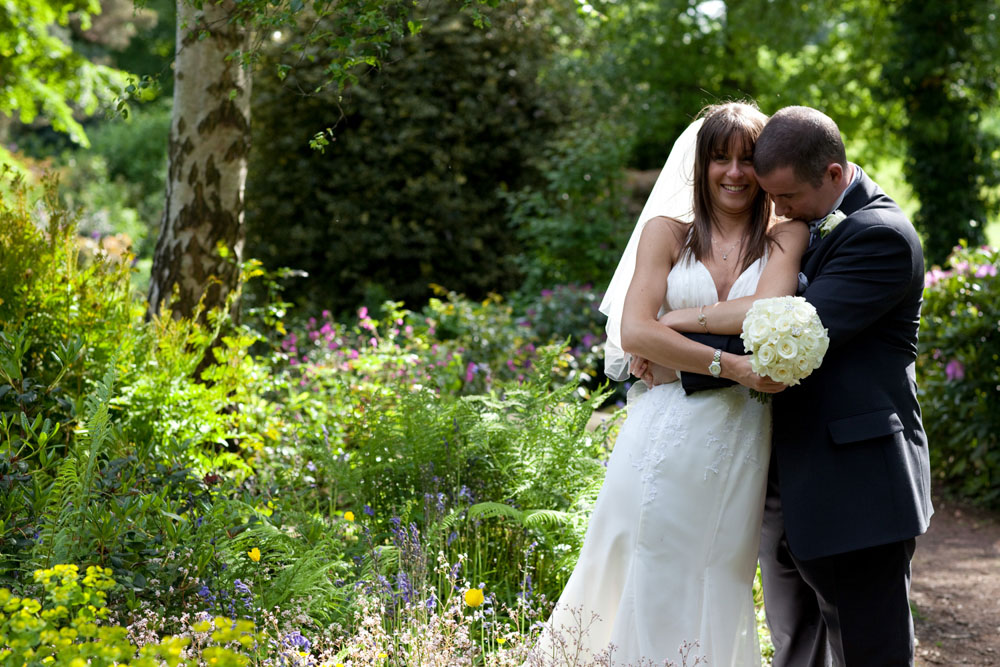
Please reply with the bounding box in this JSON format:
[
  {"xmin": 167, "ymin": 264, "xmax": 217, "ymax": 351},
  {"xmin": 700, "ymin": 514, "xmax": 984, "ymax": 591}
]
[
  {"xmin": 883, "ymin": 0, "xmax": 1000, "ymax": 265},
  {"xmin": 247, "ymin": 0, "xmax": 570, "ymax": 314},
  {"xmin": 148, "ymin": 0, "xmax": 507, "ymax": 321},
  {"xmin": 0, "ymin": 0, "xmax": 126, "ymax": 146},
  {"xmin": 590, "ymin": 0, "xmax": 906, "ymax": 169}
]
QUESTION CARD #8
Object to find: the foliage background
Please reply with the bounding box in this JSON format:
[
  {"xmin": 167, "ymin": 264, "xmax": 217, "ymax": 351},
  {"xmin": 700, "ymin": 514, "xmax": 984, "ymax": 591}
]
[{"xmin": 2, "ymin": 0, "xmax": 1000, "ymax": 661}]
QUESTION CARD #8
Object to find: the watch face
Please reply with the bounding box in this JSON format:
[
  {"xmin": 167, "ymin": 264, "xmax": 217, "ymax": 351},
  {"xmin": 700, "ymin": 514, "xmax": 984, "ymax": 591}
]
[{"xmin": 709, "ymin": 361, "xmax": 721, "ymax": 377}]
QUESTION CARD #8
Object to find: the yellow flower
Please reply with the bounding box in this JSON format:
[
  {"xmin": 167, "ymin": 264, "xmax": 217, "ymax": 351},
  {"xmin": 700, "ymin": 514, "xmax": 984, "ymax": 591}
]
[
  {"xmin": 464, "ymin": 587, "xmax": 484, "ymax": 607},
  {"xmin": 248, "ymin": 548, "xmax": 261, "ymax": 562},
  {"xmin": 344, "ymin": 511, "xmax": 355, "ymax": 522},
  {"xmin": 497, "ymin": 637, "xmax": 506, "ymax": 645}
]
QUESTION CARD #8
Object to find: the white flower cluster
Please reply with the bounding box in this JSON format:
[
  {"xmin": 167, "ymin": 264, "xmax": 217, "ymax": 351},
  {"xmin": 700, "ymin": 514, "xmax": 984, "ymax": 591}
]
[
  {"xmin": 818, "ymin": 209, "xmax": 847, "ymax": 238},
  {"xmin": 740, "ymin": 296, "xmax": 829, "ymax": 386}
]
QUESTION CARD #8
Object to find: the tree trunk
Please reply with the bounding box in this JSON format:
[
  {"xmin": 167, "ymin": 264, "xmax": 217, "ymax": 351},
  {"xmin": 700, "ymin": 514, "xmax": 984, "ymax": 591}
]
[{"xmin": 148, "ymin": 0, "xmax": 251, "ymax": 320}]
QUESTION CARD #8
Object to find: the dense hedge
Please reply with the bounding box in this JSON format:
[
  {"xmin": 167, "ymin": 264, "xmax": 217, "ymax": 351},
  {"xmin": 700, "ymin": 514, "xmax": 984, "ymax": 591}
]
[
  {"xmin": 918, "ymin": 243, "xmax": 1000, "ymax": 506},
  {"xmin": 246, "ymin": 0, "xmax": 570, "ymax": 314}
]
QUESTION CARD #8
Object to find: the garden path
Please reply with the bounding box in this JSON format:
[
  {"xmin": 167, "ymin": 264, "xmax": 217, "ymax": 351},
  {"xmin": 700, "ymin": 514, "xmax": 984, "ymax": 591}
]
[{"xmin": 912, "ymin": 494, "xmax": 1000, "ymax": 666}]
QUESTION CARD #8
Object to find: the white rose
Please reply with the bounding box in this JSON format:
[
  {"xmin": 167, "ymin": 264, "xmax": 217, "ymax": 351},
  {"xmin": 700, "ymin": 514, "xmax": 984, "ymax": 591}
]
[
  {"xmin": 745, "ymin": 317, "xmax": 771, "ymax": 342},
  {"xmin": 774, "ymin": 313, "xmax": 795, "ymax": 332},
  {"xmin": 777, "ymin": 336, "xmax": 798, "ymax": 360},
  {"xmin": 772, "ymin": 366, "xmax": 794, "ymax": 384},
  {"xmin": 756, "ymin": 344, "xmax": 776, "ymax": 366}
]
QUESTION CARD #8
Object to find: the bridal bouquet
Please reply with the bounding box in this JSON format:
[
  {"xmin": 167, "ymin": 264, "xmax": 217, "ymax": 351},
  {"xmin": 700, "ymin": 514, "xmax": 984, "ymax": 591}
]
[{"xmin": 741, "ymin": 296, "xmax": 829, "ymax": 400}]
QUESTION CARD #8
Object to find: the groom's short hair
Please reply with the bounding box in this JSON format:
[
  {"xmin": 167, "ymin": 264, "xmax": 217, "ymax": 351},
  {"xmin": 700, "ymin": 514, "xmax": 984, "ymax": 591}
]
[{"xmin": 753, "ymin": 106, "xmax": 847, "ymax": 188}]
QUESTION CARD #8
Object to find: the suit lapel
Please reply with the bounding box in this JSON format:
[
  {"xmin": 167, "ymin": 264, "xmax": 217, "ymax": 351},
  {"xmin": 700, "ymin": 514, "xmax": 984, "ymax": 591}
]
[{"xmin": 801, "ymin": 165, "xmax": 876, "ymax": 264}]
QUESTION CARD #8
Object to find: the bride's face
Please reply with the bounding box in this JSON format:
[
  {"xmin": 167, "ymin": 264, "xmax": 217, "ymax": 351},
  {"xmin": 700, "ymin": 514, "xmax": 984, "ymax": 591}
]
[{"xmin": 706, "ymin": 136, "xmax": 759, "ymax": 217}]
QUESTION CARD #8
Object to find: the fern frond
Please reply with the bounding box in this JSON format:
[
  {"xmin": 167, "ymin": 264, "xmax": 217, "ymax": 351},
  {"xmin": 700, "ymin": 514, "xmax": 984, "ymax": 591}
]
[
  {"xmin": 522, "ymin": 509, "xmax": 572, "ymax": 528},
  {"xmin": 467, "ymin": 501, "xmax": 524, "ymax": 523}
]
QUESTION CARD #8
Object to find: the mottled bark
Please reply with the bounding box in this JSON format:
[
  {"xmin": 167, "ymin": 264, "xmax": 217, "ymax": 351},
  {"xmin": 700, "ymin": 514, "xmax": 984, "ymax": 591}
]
[{"xmin": 148, "ymin": 0, "xmax": 251, "ymax": 320}]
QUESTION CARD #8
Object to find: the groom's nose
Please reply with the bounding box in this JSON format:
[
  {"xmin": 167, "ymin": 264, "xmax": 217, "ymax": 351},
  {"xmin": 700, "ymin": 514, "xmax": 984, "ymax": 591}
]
[{"xmin": 771, "ymin": 196, "xmax": 787, "ymax": 217}]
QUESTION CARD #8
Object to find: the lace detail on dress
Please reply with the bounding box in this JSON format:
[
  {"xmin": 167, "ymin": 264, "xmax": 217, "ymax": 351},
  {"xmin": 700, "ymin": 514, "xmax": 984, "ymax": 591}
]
[{"xmin": 629, "ymin": 390, "xmax": 692, "ymax": 505}]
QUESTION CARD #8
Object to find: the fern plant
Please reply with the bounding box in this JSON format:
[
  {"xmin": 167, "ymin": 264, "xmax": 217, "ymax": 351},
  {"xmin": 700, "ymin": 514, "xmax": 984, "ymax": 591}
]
[{"xmin": 34, "ymin": 362, "xmax": 118, "ymax": 568}]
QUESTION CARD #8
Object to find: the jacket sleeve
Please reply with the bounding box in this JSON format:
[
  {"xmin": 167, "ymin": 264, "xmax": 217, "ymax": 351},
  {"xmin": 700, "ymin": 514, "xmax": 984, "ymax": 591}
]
[{"xmin": 677, "ymin": 332, "xmax": 746, "ymax": 394}]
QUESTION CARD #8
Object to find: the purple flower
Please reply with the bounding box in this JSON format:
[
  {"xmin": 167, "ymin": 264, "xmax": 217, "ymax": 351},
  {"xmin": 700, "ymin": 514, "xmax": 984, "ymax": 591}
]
[
  {"xmin": 945, "ymin": 359, "xmax": 965, "ymax": 381},
  {"xmin": 234, "ymin": 579, "xmax": 251, "ymax": 596},
  {"xmin": 975, "ymin": 264, "xmax": 997, "ymax": 278},
  {"xmin": 283, "ymin": 631, "xmax": 311, "ymax": 652},
  {"xmin": 465, "ymin": 362, "xmax": 477, "ymax": 383}
]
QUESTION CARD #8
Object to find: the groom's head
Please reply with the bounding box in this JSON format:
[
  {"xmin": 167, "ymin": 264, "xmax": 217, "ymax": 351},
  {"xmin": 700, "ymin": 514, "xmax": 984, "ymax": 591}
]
[{"xmin": 752, "ymin": 106, "xmax": 849, "ymax": 221}]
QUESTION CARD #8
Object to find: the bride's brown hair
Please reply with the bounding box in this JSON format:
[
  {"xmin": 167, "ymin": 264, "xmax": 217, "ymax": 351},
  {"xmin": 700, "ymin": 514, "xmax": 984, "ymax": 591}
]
[{"xmin": 684, "ymin": 101, "xmax": 773, "ymax": 272}]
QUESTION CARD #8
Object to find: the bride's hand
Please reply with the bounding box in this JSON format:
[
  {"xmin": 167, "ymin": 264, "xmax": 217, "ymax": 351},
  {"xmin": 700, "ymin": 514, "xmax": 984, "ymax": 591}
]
[
  {"xmin": 630, "ymin": 355, "xmax": 654, "ymax": 386},
  {"xmin": 630, "ymin": 356, "xmax": 677, "ymax": 387},
  {"xmin": 724, "ymin": 354, "xmax": 787, "ymax": 394}
]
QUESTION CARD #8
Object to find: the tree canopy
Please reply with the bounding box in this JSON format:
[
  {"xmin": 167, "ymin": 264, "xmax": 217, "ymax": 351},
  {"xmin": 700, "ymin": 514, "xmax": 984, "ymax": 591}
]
[{"xmin": 0, "ymin": 0, "xmax": 126, "ymax": 147}]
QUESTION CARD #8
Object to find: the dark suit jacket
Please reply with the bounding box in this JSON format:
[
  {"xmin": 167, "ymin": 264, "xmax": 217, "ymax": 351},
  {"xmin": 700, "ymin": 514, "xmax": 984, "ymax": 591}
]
[{"xmin": 684, "ymin": 166, "xmax": 933, "ymax": 560}]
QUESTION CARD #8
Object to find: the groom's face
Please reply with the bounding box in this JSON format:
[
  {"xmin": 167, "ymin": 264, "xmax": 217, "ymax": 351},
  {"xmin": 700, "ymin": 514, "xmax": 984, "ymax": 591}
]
[{"xmin": 755, "ymin": 164, "xmax": 844, "ymax": 222}]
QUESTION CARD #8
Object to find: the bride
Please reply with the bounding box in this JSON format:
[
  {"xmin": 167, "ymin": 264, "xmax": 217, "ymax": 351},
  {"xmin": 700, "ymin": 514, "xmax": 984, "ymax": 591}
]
[{"xmin": 529, "ymin": 102, "xmax": 807, "ymax": 666}]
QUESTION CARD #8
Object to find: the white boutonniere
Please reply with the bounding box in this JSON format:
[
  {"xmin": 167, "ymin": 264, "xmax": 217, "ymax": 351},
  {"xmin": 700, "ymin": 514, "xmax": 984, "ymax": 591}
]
[{"xmin": 818, "ymin": 209, "xmax": 847, "ymax": 238}]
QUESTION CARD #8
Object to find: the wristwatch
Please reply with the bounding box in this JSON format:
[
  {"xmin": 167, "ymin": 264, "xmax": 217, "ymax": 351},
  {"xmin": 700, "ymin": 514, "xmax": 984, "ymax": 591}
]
[{"xmin": 708, "ymin": 349, "xmax": 722, "ymax": 378}]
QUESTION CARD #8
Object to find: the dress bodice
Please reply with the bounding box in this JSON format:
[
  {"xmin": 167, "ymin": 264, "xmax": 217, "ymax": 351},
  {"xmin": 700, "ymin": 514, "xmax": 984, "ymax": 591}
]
[{"xmin": 666, "ymin": 251, "xmax": 766, "ymax": 311}]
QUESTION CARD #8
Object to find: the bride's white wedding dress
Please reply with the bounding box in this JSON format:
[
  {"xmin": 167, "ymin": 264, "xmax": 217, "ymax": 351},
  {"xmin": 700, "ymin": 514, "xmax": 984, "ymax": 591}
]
[{"xmin": 534, "ymin": 253, "xmax": 770, "ymax": 667}]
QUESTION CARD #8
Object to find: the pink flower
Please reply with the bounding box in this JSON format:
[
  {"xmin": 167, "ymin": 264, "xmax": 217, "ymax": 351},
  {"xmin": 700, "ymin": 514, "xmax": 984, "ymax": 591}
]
[
  {"xmin": 954, "ymin": 261, "xmax": 970, "ymax": 274},
  {"xmin": 369, "ymin": 337, "xmax": 378, "ymax": 348},
  {"xmin": 322, "ymin": 310, "xmax": 331, "ymax": 319},
  {"xmin": 465, "ymin": 362, "xmax": 477, "ymax": 383},
  {"xmin": 358, "ymin": 306, "xmax": 369, "ymax": 319},
  {"xmin": 945, "ymin": 359, "xmax": 965, "ymax": 381},
  {"xmin": 924, "ymin": 268, "xmax": 951, "ymax": 288},
  {"xmin": 975, "ymin": 264, "xmax": 997, "ymax": 278},
  {"xmin": 349, "ymin": 350, "xmax": 359, "ymax": 359}
]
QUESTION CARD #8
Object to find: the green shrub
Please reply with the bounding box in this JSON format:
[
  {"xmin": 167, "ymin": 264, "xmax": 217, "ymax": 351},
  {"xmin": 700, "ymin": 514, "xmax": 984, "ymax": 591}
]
[
  {"xmin": 0, "ymin": 173, "xmax": 277, "ymax": 607},
  {"xmin": 505, "ymin": 117, "xmax": 635, "ymax": 295},
  {"xmin": 918, "ymin": 243, "xmax": 1000, "ymax": 506},
  {"xmin": 246, "ymin": 0, "xmax": 571, "ymax": 315}
]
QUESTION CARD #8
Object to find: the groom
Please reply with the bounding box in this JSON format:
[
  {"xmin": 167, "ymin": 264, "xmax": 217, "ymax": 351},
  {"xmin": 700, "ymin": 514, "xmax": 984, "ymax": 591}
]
[{"xmin": 685, "ymin": 106, "xmax": 933, "ymax": 665}]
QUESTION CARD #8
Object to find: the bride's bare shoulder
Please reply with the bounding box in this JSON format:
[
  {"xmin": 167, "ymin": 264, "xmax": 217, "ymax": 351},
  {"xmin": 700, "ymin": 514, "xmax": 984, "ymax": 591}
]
[{"xmin": 641, "ymin": 216, "xmax": 689, "ymax": 244}]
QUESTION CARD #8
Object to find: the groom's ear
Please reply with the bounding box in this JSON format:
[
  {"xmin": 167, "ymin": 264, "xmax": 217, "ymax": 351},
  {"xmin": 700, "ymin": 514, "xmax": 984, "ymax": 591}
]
[{"xmin": 827, "ymin": 162, "xmax": 845, "ymax": 185}]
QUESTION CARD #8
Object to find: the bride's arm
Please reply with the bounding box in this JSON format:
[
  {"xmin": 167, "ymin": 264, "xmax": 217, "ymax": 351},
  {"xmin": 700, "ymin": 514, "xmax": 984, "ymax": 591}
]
[
  {"xmin": 620, "ymin": 218, "xmax": 732, "ymax": 374},
  {"xmin": 659, "ymin": 220, "xmax": 809, "ymax": 334}
]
